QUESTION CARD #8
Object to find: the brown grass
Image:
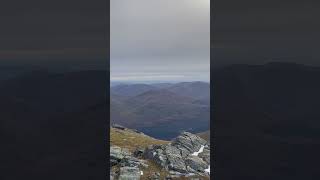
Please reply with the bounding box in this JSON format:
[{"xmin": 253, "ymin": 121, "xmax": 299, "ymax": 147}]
[
  {"xmin": 197, "ymin": 131, "xmax": 210, "ymax": 142},
  {"xmin": 110, "ymin": 128, "xmax": 169, "ymax": 152},
  {"xmin": 140, "ymin": 160, "xmax": 169, "ymax": 180}
]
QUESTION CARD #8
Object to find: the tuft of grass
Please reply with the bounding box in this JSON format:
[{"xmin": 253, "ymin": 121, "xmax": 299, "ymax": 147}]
[
  {"xmin": 110, "ymin": 128, "xmax": 169, "ymax": 152},
  {"xmin": 140, "ymin": 160, "xmax": 169, "ymax": 180},
  {"xmin": 197, "ymin": 130, "xmax": 210, "ymax": 142}
]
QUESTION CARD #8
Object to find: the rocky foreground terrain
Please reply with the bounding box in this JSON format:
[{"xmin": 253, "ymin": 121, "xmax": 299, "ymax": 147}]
[{"xmin": 110, "ymin": 125, "xmax": 211, "ymax": 180}]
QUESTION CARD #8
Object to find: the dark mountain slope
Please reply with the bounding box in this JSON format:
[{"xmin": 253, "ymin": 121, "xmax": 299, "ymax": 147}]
[
  {"xmin": 127, "ymin": 89, "xmax": 196, "ymax": 106},
  {"xmin": 111, "ymin": 89, "xmax": 210, "ymax": 139},
  {"xmin": 111, "ymin": 83, "xmax": 157, "ymax": 97},
  {"xmin": 213, "ymin": 62, "xmax": 320, "ymax": 180},
  {"xmin": 0, "ymin": 70, "xmax": 107, "ymax": 180},
  {"xmin": 167, "ymin": 81, "xmax": 210, "ymax": 100}
]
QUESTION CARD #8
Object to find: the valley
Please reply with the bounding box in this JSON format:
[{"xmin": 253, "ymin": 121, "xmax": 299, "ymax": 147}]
[{"xmin": 110, "ymin": 81, "xmax": 210, "ymax": 140}]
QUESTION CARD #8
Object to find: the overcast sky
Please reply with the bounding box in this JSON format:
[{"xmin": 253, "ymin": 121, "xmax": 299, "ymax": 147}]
[
  {"xmin": 2, "ymin": 0, "xmax": 318, "ymax": 72},
  {"xmin": 111, "ymin": 0, "xmax": 210, "ymax": 82}
]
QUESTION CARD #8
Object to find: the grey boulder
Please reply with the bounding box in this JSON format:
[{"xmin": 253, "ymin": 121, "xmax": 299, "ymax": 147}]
[{"xmin": 119, "ymin": 167, "xmax": 141, "ymax": 180}]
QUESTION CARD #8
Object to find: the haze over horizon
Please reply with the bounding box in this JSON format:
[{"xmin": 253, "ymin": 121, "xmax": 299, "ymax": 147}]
[{"xmin": 111, "ymin": 0, "xmax": 210, "ymax": 82}]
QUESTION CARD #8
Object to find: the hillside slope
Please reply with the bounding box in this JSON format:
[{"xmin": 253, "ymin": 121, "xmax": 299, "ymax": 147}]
[
  {"xmin": 110, "ymin": 82, "xmax": 210, "ymax": 139},
  {"xmin": 110, "ymin": 127, "xmax": 168, "ymax": 152},
  {"xmin": 0, "ymin": 70, "xmax": 107, "ymax": 180},
  {"xmin": 213, "ymin": 62, "xmax": 320, "ymax": 180}
]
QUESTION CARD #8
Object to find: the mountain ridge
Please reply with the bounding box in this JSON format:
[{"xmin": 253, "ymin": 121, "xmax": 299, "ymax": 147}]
[{"xmin": 110, "ymin": 81, "xmax": 210, "ymax": 139}]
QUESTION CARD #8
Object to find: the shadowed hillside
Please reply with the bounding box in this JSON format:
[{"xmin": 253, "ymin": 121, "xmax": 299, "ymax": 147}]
[
  {"xmin": 213, "ymin": 62, "xmax": 320, "ymax": 180},
  {"xmin": 0, "ymin": 70, "xmax": 107, "ymax": 180},
  {"xmin": 110, "ymin": 82, "xmax": 210, "ymax": 139}
]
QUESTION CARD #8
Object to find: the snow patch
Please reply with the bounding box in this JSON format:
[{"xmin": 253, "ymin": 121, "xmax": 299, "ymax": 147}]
[
  {"xmin": 186, "ymin": 173, "xmax": 195, "ymax": 177},
  {"xmin": 191, "ymin": 145, "xmax": 205, "ymax": 156},
  {"xmin": 205, "ymin": 165, "xmax": 210, "ymax": 174}
]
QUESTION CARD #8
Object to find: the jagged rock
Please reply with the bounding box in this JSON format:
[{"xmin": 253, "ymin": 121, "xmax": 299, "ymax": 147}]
[
  {"xmin": 111, "ymin": 132, "xmax": 210, "ymax": 179},
  {"xmin": 166, "ymin": 151, "xmax": 187, "ymax": 173},
  {"xmin": 110, "ymin": 146, "xmax": 124, "ymax": 165},
  {"xmin": 110, "ymin": 169, "xmax": 118, "ymax": 180},
  {"xmin": 119, "ymin": 167, "xmax": 141, "ymax": 180},
  {"xmin": 120, "ymin": 156, "xmax": 148, "ymax": 168},
  {"xmin": 111, "ymin": 145, "xmax": 149, "ymax": 169},
  {"xmin": 110, "ymin": 146, "xmax": 131, "ymax": 166},
  {"xmin": 144, "ymin": 145, "xmax": 167, "ymax": 167},
  {"xmin": 143, "ymin": 132, "xmax": 210, "ymax": 176},
  {"xmin": 133, "ymin": 147, "xmax": 145, "ymax": 158},
  {"xmin": 171, "ymin": 132, "xmax": 208, "ymax": 155},
  {"xmin": 185, "ymin": 156, "xmax": 208, "ymax": 173},
  {"xmin": 112, "ymin": 124, "xmax": 126, "ymax": 130},
  {"xmin": 198, "ymin": 147, "xmax": 210, "ymax": 164}
]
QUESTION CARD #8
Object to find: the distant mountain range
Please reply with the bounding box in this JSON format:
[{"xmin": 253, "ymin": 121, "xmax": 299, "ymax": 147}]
[{"xmin": 110, "ymin": 81, "xmax": 210, "ymax": 139}]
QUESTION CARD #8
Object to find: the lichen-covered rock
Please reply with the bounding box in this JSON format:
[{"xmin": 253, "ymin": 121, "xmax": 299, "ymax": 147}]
[
  {"xmin": 119, "ymin": 167, "xmax": 140, "ymax": 180},
  {"xmin": 167, "ymin": 153, "xmax": 187, "ymax": 173},
  {"xmin": 144, "ymin": 145, "xmax": 167, "ymax": 167},
  {"xmin": 111, "ymin": 132, "xmax": 210, "ymax": 179},
  {"xmin": 111, "ymin": 146, "xmax": 131, "ymax": 159},
  {"xmin": 110, "ymin": 169, "xmax": 116, "ymax": 180},
  {"xmin": 110, "ymin": 146, "xmax": 132, "ymax": 166},
  {"xmin": 111, "ymin": 145, "xmax": 150, "ymax": 179},
  {"xmin": 171, "ymin": 132, "xmax": 207, "ymax": 155},
  {"xmin": 198, "ymin": 147, "xmax": 210, "ymax": 164},
  {"xmin": 185, "ymin": 156, "xmax": 208, "ymax": 173},
  {"xmin": 143, "ymin": 132, "xmax": 210, "ymax": 177},
  {"xmin": 133, "ymin": 147, "xmax": 145, "ymax": 158},
  {"xmin": 120, "ymin": 156, "xmax": 148, "ymax": 168}
]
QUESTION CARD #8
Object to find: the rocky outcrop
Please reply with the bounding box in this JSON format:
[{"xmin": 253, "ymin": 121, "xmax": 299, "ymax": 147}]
[
  {"xmin": 143, "ymin": 132, "xmax": 210, "ymax": 177},
  {"xmin": 119, "ymin": 167, "xmax": 141, "ymax": 180},
  {"xmin": 111, "ymin": 124, "xmax": 144, "ymax": 134},
  {"xmin": 111, "ymin": 124, "xmax": 127, "ymax": 130},
  {"xmin": 110, "ymin": 131, "xmax": 211, "ymax": 179},
  {"xmin": 110, "ymin": 145, "xmax": 147, "ymax": 180},
  {"xmin": 110, "ymin": 146, "xmax": 131, "ymax": 166}
]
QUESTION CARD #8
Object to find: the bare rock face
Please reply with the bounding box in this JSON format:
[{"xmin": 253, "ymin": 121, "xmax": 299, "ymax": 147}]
[
  {"xmin": 110, "ymin": 131, "xmax": 211, "ymax": 179},
  {"xmin": 171, "ymin": 132, "xmax": 208, "ymax": 156},
  {"xmin": 119, "ymin": 167, "xmax": 141, "ymax": 180},
  {"xmin": 110, "ymin": 146, "xmax": 131, "ymax": 166},
  {"xmin": 185, "ymin": 156, "xmax": 208, "ymax": 173},
  {"xmin": 143, "ymin": 132, "xmax": 210, "ymax": 177},
  {"xmin": 110, "ymin": 145, "xmax": 147, "ymax": 180},
  {"xmin": 198, "ymin": 146, "xmax": 210, "ymax": 164}
]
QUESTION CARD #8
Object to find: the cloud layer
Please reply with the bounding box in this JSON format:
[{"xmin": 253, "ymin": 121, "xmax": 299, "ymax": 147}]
[{"xmin": 111, "ymin": 0, "xmax": 210, "ymax": 82}]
